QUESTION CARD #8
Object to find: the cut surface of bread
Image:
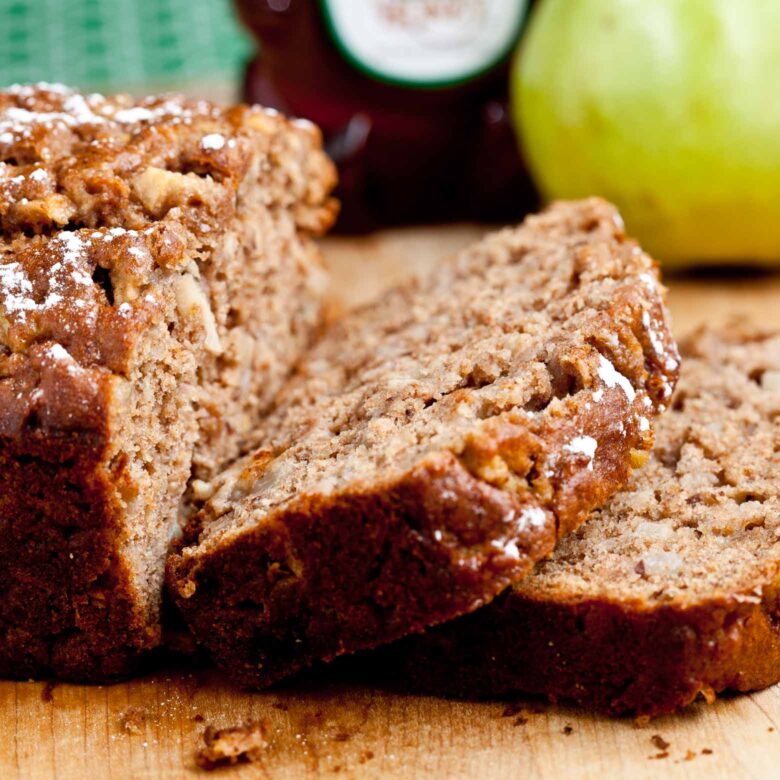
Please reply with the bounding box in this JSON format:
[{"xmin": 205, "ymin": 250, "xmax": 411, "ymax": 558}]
[
  {"xmin": 167, "ymin": 198, "xmax": 679, "ymax": 687},
  {"xmin": 394, "ymin": 326, "xmax": 780, "ymax": 716},
  {"xmin": 0, "ymin": 83, "xmax": 336, "ymax": 679}
]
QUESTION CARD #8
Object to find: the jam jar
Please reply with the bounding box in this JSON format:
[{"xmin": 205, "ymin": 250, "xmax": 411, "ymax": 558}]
[{"xmin": 236, "ymin": 0, "xmax": 538, "ymax": 232}]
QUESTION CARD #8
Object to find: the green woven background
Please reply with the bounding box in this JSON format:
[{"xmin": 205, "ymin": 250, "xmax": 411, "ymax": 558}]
[{"xmin": 0, "ymin": 0, "xmax": 252, "ymax": 91}]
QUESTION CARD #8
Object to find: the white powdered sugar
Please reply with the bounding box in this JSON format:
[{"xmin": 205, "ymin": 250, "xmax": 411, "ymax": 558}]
[
  {"xmin": 564, "ymin": 435, "xmax": 598, "ymax": 470},
  {"xmin": 111, "ymin": 106, "xmax": 158, "ymax": 124},
  {"xmin": 520, "ymin": 506, "xmax": 548, "ymax": 529},
  {"xmin": 45, "ymin": 342, "xmax": 85, "ymax": 375},
  {"xmin": 492, "ymin": 538, "xmax": 521, "ymax": 559},
  {"xmin": 0, "ymin": 261, "xmax": 35, "ymax": 318},
  {"xmin": 597, "ymin": 354, "xmax": 636, "ymax": 403},
  {"xmin": 491, "ymin": 506, "xmax": 549, "ymax": 559},
  {"xmin": 111, "ymin": 99, "xmax": 193, "ymax": 125},
  {"xmin": 62, "ymin": 92, "xmax": 107, "ymax": 125},
  {"xmin": 642, "ymin": 309, "xmax": 678, "ymax": 373},
  {"xmin": 1, "ymin": 231, "xmax": 96, "ymax": 325},
  {"xmin": 0, "ymin": 85, "xmax": 211, "ymax": 148},
  {"xmin": 46, "ymin": 342, "xmax": 72, "ymax": 362},
  {"xmin": 7, "ymin": 82, "xmax": 73, "ymax": 97},
  {"xmin": 201, "ymin": 133, "xmax": 225, "ymax": 151},
  {"xmin": 638, "ymin": 272, "xmax": 657, "ymax": 290},
  {"xmin": 292, "ymin": 117, "xmax": 316, "ymax": 133}
]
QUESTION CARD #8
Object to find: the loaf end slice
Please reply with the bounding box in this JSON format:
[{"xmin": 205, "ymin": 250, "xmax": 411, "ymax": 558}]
[
  {"xmin": 392, "ymin": 326, "xmax": 780, "ymax": 717},
  {"xmin": 168, "ymin": 198, "xmax": 679, "ymax": 687},
  {"xmin": 0, "ymin": 84, "xmax": 336, "ymax": 680}
]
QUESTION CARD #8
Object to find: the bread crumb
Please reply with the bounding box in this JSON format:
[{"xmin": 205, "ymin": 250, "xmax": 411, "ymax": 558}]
[
  {"xmin": 119, "ymin": 707, "xmax": 146, "ymax": 735},
  {"xmin": 634, "ymin": 715, "xmax": 651, "ymax": 728},
  {"xmin": 195, "ymin": 720, "xmax": 268, "ymax": 770},
  {"xmin": 562, "ymin": 725, "xmax": 573, "ymax": 735},
  {"xmin": 684, "ymin": 750, "xmax": 697, "ymax": 761},
  {"xmin": 651, "ymin": 734, "xmax": 670, "ymax": 751},
  {"xmin": 702, "ymin": 748, "xmax": 713, "ymax": 755}
]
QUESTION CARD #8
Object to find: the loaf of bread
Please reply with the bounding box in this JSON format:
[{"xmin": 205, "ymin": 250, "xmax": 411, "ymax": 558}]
[
  {"xmin": 167, "ymin": 198, "xmax": 679, "ymax": 687},
  {"xmin": 0, "ymin": 84, "xmax": 336, "ymax": 679},
  {"xmin": 392, "ymin": 326, "xmax": 780, "ymax": 717}
]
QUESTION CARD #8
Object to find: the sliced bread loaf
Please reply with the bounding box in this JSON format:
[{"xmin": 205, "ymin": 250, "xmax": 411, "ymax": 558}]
[
  {"xmin": 393, "ymin": 326, "xmax": 780, "ymax": 716},
  {"xmin": 0, "ymin": 84, "xmax": 336, "ymax": 679},
  {"xmin": 167, "ymin": 198, "xmax": 679, "ymax": 687}
]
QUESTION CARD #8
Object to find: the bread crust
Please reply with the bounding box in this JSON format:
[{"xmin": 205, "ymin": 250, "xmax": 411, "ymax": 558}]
[
  {"xmin": 0, "ymin": 375, "xmax": 154, "ymax": 678},
  {"xmin": 389, "ymin": 586, "xmax": 780, "ymax": 717},
  {"xmin": 168, "ymin": 199, "xmax": 679, "ymax": 688}
]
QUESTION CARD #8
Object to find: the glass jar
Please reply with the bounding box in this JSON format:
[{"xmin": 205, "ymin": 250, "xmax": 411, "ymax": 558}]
[{"xmin": 236, "ymin": 0, "xmax": 537, "ymax": 232}]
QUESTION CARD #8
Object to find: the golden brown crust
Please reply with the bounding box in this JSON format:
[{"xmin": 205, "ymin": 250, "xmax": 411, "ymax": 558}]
[{"xmin": 167, "ymin": 199, "xmax": 679, "ymax": 688}]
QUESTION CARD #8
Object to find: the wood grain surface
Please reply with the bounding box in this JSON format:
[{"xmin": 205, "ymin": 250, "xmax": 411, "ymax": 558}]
[{"xmin": 4, "ymin": 225, "xmax": 780, "ymax": 780}]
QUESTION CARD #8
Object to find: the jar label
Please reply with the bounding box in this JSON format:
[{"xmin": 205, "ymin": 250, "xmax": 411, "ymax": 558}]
[{"xmin": 320, "ymin": 0, "xmax": 528, "ymax": 88}]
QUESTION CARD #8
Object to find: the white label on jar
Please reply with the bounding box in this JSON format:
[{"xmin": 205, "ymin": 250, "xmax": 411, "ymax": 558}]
[{"xmin": 321, "ymin": 0, "xmax": 528, "ymax": 88}]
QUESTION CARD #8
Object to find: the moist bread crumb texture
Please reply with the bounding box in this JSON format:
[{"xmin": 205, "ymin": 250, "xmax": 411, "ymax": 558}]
[
  {"xmin": 394, "ymin": 326, "xmax": 780, "ymax": 716},
  {"xmin": 168, "ymin": 198, "xmax": 679, "ymax": 688},
  {"xmin": 0, "ymin": 83, "xmax": 336, "ymax": 679}
]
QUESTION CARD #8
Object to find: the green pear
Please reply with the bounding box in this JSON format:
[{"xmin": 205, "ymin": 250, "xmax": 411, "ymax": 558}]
[{"xmin": 512, "ymin": 0, "xmax": 780, "ymax": 267}]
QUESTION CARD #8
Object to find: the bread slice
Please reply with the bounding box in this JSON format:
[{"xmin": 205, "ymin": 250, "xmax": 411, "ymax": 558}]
[
  {"xmin": 167, "ymin": 198, "xmax": 679, "ymax": 687},
  {"xmin": 0, "ymin": 84, "xmax": 336, "ymax": 679},
  {"xmin": 393, "ymin": 326, "xmax": 780, "ymax": 717}
]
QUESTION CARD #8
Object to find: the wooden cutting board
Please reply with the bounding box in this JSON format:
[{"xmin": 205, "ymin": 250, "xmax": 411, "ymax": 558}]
[{"xmin": 4, "ymin": 226, "xmax": 780, "ymax": 780}]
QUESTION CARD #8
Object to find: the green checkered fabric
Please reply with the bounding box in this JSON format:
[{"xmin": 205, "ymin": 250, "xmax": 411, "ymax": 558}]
[{"xmin": 0, "ymin": 0, "xmax": 252, "ymax": 91}]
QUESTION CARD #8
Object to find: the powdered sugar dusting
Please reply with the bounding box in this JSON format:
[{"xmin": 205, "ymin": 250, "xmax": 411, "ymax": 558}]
[
  {"xmin": 0, "ymin": 228, "xmax": 148, "ymax": 332},
  {"xmin": 0, "ymin": 85, "xmax": 214, "ymax": 148},
  {"xmin": 201, "ymin": 133, "xmax": 225, "ymax": 151},
  {"xmin": 45, "ymin": 341, "xmax": 85, "ymax": 376},
  {"xmin": 0, "ymin": 262, "xmax": 35, "ymax": 319},
  {"xmin": 520, "ymin": 506, "xmax": 548, "ymax": 529},
  {"xmin": 639, "ymin": 272, "xmax": 657, "ymax": 290},
  {"xmin": 490, "ymin": 506, "xmax": 549, "ymax": 559},
  {"xmin": 564, "ymin": 435, "xmax": 598, "ymax": 470},
  {"xmin": 46, "ymin": 342, "xmax": 72, "ymax": 362},
  {"xmin": 597, "ymin": 354, "xmax": 636, "ymax": 403},
  {"xmin": 643, "ymin": 309, "xmax": 679, "ymax": 373}
]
